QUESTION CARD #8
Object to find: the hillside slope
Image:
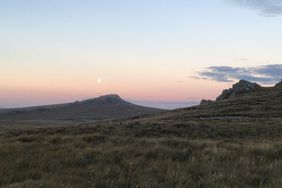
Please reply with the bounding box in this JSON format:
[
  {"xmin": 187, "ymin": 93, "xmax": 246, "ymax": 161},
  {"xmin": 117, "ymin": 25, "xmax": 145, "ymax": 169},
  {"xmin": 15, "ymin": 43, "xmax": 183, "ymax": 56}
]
[
  {"xmin": 147, "ymin": 80, "xmax": 282, "ymax": 121},
  {"xmin": 116, "ymin": 80, "xmax": 282, "ymax": 140}
]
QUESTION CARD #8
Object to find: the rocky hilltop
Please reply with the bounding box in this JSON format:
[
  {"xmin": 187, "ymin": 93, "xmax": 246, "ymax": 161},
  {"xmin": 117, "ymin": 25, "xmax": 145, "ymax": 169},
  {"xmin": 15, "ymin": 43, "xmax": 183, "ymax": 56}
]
[{"xmin": 216, "ymin": 80, "xmax": 261, "ymax": 101}]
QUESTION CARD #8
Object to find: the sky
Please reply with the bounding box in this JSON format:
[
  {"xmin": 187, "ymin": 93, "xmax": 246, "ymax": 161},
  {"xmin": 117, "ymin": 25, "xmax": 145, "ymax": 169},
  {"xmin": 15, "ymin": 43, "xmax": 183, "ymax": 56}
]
[{"xmin": 1, "ymin": 0, "xmax": 282, "ymax": 108}]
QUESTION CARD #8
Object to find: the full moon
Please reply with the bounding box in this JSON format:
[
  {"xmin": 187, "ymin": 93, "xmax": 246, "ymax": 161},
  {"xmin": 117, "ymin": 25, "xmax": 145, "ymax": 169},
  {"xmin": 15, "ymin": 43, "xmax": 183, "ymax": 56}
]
[{"xmin": 97, "ymin": 78, "xmax": 102, "ymax": 84}]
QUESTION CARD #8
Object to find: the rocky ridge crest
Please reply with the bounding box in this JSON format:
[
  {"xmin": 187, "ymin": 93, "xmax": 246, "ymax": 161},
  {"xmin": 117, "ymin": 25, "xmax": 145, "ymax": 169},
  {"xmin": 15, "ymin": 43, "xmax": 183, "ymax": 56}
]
[{"xmin": 216, "ymin": 80, "xmax": 261, "ymax": 101}]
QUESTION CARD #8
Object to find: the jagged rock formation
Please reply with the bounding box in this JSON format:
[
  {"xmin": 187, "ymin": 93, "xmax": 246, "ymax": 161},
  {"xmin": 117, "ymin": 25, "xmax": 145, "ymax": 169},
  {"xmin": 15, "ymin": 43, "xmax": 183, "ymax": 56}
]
[{"xmin": 216, "ymin": 80, "xmax": 261, "ymax": 101}]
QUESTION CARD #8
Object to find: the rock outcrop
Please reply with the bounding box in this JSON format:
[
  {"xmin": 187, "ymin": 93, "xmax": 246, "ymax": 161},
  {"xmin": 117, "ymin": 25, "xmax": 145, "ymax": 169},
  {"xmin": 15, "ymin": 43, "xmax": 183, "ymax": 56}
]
[
  {"xmin": 216, "ymin": 80, "xmax": 261, "ymax": 101},
  {"xmin": 200, "ymin": 99, "xmax": 213, "ymax": 105}
]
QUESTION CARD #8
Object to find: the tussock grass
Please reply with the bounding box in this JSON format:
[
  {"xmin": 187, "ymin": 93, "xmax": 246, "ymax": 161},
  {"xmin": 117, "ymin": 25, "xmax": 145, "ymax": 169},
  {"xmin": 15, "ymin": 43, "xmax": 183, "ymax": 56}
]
[{"xmin": 1, "ymin": 118, "xmax": 282, "ymax": 188}]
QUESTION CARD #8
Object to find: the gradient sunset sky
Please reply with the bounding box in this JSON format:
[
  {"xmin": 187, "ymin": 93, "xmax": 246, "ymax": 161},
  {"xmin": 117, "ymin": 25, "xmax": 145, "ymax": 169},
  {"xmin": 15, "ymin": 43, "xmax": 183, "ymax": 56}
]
[{"xmin": 1, "ymin": 0, "xmax": 282, "ymax": 108}]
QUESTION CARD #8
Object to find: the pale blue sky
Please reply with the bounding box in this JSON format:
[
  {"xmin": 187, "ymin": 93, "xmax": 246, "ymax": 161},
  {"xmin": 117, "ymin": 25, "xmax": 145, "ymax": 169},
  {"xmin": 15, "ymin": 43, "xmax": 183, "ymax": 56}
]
[
  {"xmin": 1, "ymin": 0, "xmax": 282, "ymax": 108},
  {"xmin": 1, "ymin": 0, "xmax": 282, "ymax": 66}
]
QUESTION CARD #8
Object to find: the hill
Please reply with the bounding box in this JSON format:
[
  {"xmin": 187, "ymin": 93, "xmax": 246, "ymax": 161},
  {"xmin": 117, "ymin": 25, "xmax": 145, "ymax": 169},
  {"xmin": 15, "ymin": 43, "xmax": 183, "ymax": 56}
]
[
  {"xmin": 0, "ymin": 80, "xmax": 282, "ymax": 188},
  {"xmin": 0, "ymin": 94, "xmax": 164, "ymax": 121},
  {"xmin": 145, "ymin": 80, "xmax": 282, "ymax": 121}
]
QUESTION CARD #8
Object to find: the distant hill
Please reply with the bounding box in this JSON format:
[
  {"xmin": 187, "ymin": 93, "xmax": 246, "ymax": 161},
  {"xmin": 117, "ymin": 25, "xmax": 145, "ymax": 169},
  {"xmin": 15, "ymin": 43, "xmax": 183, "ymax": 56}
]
[{"xmin": 0, "ymin": 94, "xmax": 164, "ymax": 121}]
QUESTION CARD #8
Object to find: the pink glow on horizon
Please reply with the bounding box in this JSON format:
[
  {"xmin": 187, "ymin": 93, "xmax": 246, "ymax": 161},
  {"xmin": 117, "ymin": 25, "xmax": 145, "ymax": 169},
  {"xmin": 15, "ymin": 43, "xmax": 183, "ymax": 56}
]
[{"xmin": 0, "ymin": 77, "xmax": 230, "ymax": 108}]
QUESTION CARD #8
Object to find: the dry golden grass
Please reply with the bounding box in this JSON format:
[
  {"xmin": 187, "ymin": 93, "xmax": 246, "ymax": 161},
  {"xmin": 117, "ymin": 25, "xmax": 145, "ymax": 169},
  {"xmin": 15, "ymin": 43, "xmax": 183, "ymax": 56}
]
[{"xmin": 0, "ymin": 117, "xmax": 282, "ymax": 188}]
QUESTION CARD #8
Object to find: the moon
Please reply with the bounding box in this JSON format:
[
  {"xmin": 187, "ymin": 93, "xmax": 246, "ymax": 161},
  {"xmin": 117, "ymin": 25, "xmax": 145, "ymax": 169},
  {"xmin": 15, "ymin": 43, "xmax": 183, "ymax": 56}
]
[{"xmin": 97, "ymin": 78, "xmax": 102, "ymax": 84}]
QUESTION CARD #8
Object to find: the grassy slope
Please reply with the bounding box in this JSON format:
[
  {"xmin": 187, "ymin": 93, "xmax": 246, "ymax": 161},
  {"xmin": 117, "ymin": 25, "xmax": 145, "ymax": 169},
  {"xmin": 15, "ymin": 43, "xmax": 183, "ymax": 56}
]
[
  {"xmin": 0, "ymin": 86, "xmax": 282, "ymax": 188},
  {"xmin": 152, "ymin": 86, "xmax": 282, "ymax": 120}
]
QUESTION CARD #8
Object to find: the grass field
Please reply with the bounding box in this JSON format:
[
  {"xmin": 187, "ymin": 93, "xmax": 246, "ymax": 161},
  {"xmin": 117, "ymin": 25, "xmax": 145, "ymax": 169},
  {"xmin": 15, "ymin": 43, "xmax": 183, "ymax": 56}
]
[{"xmin": 1, "ymin": 116, "xmax": 282, "ymax": 188}]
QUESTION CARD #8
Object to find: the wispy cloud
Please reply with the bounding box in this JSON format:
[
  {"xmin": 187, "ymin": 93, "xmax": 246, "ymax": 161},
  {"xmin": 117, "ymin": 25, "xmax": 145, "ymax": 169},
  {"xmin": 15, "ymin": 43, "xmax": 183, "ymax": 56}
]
[
  {"xmin": 193, "ymin": 64, "xmax": 282, "ymax": 84},
  {"xmin": 231, "ymin": 0, "xmax": 282, "ymax": 16}
]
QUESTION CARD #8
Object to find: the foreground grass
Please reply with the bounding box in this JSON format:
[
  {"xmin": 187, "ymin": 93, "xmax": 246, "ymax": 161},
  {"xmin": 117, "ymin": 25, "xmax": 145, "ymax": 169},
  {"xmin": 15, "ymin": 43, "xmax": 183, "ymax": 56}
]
[{"xmin": 0, "ymin": 118, "xmax": 282, "ymax": 188}]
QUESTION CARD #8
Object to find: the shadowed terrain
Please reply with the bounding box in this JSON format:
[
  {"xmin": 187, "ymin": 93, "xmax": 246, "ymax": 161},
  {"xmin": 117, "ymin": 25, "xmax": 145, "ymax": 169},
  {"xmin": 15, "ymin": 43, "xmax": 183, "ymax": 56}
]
[
  {"xmin": 0, "ymin": 94, "xmax": 163, "ymax": 122},
  {"xmin": 0, "ymin": 80, "xmax": 282, "ymax": 188}
]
